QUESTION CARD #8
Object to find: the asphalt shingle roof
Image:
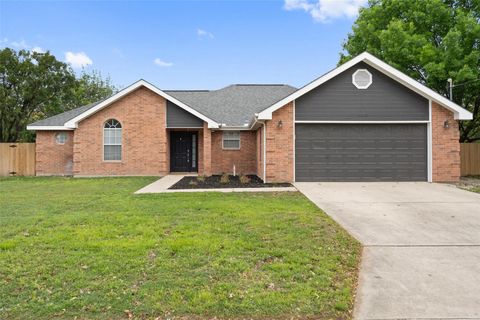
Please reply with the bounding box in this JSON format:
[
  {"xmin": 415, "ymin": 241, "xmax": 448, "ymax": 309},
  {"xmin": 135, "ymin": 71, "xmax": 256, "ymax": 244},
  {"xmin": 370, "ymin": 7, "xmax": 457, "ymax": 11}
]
[
  {"xmin": 28, "ymin": 83, "xmax": 297, "ymax": 128},
  {"xmin": 165, "ymin": 84, "xmax": 297, "ymax": 127},
  {"xmin": 28, "ymin": 102, "xmax": 101, "ymax": 127}
]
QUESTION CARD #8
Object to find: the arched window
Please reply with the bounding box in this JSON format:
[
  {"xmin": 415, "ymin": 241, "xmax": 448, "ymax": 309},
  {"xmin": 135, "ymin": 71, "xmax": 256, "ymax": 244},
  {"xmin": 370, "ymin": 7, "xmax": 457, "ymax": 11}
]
[{"xmin": 103, "ymin": 119, "xmax": 122, "ymax": 161}]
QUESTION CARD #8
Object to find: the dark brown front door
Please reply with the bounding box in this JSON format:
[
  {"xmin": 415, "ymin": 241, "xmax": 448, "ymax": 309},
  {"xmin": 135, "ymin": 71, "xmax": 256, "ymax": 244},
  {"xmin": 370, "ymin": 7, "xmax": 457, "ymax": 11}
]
[{"xmin": 170, "ymin": 132, "xmax": 197, "ymax": 172}]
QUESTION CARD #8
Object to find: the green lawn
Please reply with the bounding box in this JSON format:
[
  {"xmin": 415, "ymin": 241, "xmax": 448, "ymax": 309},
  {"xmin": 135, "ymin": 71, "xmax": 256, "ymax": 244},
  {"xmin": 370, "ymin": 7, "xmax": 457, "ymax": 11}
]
[
  {"xmin": 0, "ymin": 177, "xmax": 361, "ymax": 319},
  {"xmin": 471, "ymin": 187, "xmax": 480, "ymax": 193}
]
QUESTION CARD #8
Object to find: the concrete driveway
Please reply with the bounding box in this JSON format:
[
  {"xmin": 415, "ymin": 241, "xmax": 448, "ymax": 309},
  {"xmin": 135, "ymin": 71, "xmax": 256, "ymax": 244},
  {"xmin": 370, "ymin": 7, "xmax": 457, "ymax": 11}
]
[{"xmin": 295, "ymin": 182, "xmax": 480, "ymax": 320}]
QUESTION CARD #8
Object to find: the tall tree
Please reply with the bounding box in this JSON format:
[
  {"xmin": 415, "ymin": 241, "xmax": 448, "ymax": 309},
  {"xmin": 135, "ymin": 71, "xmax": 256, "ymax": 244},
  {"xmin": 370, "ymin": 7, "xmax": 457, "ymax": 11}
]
[
  {"xmin": 0, "ymin": 48, "xmax": 76, "ymax": 142},
  {"xmin": 68, "ymin": 69, "xmax": 117, "ymax": 110},
  {"xmin": 341, "ymin": 0, "xmax": 480, "ymax": 142},
  {"xmin": 0, "ymin": 48, "xmax": 117, "ymax": 142}
]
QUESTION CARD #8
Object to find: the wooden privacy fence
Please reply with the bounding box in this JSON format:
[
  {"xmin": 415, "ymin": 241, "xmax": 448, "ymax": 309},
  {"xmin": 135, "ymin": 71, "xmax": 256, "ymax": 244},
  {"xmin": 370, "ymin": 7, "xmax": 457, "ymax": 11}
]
[
  {"xmin": 461, "ymin": 143, "xmax": 480, "ymax": 176},
  {"xmin": 0, "ymin": 143, "xmax": 36, "ymax": 176}
]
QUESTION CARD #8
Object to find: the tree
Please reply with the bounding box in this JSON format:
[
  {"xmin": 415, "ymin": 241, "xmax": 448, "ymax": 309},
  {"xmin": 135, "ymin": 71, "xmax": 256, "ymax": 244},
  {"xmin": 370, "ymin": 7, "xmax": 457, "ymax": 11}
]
[
  {"xmin": 340, "ymin": 0, "xmax": 480, "ymax": 142},
  {"xmin": 0, "ymin": 48, "xmax": 76, "ymax": 142},
  {"xmin": 68, "ymin": 69, "xmax": 117, "ymax": 110},
  {"xmin": 0, "ymin": 48, "xmax": 117, "ymax": 142}
]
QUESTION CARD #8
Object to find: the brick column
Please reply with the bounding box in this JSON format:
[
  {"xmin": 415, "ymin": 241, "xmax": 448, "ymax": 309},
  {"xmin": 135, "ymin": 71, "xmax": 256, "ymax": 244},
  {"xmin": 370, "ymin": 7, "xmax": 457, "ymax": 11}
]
[
  {"xmin": 432, "ymin": 101, "xmax": 460, "ymax": 182},
  {"xmin": 202, "ymin": 122, "xmax": 212, "ymax": 176},
  {"xmin": 265, "ymin": 102, "xmax": 294, "ymax": 183}
]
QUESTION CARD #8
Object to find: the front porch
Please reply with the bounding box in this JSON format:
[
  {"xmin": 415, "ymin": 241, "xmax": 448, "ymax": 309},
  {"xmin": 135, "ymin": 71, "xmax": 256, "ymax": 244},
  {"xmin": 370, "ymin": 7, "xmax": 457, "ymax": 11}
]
[{"xmin": 167, "ymin": 126, "xmax": 259, "ymax": 178}]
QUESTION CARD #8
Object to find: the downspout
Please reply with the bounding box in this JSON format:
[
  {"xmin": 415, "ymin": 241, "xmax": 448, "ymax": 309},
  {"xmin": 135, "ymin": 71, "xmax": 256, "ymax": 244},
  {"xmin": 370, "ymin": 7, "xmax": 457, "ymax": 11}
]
[{"xmin": 262, "ymin": 121, "xmax": 267, "ymax": 183}]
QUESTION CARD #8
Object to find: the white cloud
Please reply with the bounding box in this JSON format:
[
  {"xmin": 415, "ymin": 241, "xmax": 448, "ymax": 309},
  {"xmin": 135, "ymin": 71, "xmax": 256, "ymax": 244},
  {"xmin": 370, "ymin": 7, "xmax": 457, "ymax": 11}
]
[
  {"xmin": 197, "ymin": 29, "xmax": 214, "ymax": 39},
  {"xmin": 65, "ymin": 51, "xmax": 93, "ymax": 68},
  {"xmin": 0, "ymin": 39, "xmax": 47, "ymax": 53},
  {"xmin": 154, "ymin": 58, "xmax": 173, "ymax": 67},
  {"xmin": 284, "ymin": 0, "xmax": 367, "ymax": 22},
  {"xmin": 32, "ymin": 46, "xmax": 45, "ymax": 53},
  {"xmin": 10, "ymin": 40, "xmax": 29, "ymax": 49}
]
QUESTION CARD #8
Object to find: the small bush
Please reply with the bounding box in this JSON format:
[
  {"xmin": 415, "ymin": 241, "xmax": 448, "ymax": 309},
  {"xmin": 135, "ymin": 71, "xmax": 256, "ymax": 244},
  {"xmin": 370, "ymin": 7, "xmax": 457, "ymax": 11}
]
[
  {"xmin": 240, "ymin": 175, "xmax": 251, "ymax": 184},
  {"xmin": 220, "ymin": 173, "xmax": 230, "ymax": 184},
  {"xmin": 197, "ymin": 175, "xmax": 206, "ymax": 183},
  {"xmin": 189, "ymin": 180, "xmax": 198, "ymax": 186}
]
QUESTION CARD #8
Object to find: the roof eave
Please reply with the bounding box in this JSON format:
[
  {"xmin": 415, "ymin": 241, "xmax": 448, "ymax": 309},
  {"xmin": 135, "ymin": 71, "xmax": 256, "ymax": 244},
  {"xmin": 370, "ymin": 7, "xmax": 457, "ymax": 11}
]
[{"xmin": 26, "ymin": 125, "xmax": 74, "ymax": 131}]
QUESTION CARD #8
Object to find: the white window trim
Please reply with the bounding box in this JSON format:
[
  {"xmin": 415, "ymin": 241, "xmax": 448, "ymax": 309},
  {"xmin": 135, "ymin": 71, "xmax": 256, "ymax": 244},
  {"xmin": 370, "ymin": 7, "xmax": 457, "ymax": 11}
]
[
  {"xmin": 103, "ymin": 119, "xmax": 123, "ymax": 162},
  {"xmin": 352, "ymin": 69, "xmax": 372, "ymax": 89},
  {"xmin": 222, "ymin": 131, "xmax": 241, "ymax": 150}
]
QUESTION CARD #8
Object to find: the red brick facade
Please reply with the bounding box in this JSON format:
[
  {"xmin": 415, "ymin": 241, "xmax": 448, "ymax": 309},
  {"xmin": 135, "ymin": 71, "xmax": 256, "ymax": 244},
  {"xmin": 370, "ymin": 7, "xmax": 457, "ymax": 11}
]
[
  {"xmin": 201, "ymin": 122, "xmax": 212, "ymax": 176},
  {"xmin": 264, "ymin": 102, "xmax": 294, "ymax": 183},
  {"xmin": 35, "ymin": 131, "xmax": 74, "ymax": 176},
  {"xmin": 34, "ymin": 87, "xmax": 462, "ymax": 182},
  {"xmin": 211, "ymin": 130, "xmax": 257, "ymax": 175},
  {"xmin": 431, "ymin": 101, "xmax": 461, "ymax": 182},
  {"xmin": 73, "ymin": 87, "xmax": 168, "ymax": 176}
]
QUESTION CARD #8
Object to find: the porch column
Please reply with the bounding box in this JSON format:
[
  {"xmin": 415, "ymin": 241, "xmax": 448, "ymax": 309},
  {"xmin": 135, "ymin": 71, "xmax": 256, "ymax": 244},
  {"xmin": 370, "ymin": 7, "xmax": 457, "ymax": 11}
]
[{"xmin": 202, "ymin": 122, "xmax": 212, "ymax": 176}]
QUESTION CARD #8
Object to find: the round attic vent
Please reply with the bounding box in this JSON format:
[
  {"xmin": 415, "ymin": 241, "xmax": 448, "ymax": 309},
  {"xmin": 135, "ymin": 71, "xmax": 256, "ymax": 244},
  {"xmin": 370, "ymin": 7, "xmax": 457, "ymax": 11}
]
[{"xmin": 352, "ymin": 69, "xmax": 372, "ymax": 89}]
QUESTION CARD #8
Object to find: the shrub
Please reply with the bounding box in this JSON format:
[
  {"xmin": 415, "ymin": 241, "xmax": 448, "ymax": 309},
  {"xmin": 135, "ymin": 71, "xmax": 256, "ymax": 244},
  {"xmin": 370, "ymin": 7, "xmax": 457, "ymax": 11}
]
[
  {"xmin": 220, "ymin": 173, "xmax": 230, "ymax": 184},
  {"xmin": 189, "ymin": 180, "xmax": 198, "ymax": 186},
  {"xmin": 240, "ymin": 175, "xmax": 251, "ymax": 184},
  {"xmin": 197, "ymin": 175, "xmax": 206, "ymax": 183}
]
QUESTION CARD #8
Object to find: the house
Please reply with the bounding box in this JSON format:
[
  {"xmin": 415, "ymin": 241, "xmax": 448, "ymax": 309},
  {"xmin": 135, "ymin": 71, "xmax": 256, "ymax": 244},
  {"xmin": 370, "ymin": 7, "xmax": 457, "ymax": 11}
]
[{"xmin": 27, "ymin": 52, "xmax": 473, "ymax": 182}]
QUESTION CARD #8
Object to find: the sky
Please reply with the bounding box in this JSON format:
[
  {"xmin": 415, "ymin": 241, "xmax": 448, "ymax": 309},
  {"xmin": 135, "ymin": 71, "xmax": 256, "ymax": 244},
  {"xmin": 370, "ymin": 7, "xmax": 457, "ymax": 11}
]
[{"xmin": 0, "ymin": 0, "xmax": 367, "ymax": 90}]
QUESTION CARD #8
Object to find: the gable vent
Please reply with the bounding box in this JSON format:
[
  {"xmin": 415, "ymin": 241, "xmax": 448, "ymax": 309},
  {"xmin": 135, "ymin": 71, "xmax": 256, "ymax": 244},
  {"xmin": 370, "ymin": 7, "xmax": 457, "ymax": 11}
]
[{"xmin": 352, "ymin": 69, "xmax": 372, "ymax": 89}]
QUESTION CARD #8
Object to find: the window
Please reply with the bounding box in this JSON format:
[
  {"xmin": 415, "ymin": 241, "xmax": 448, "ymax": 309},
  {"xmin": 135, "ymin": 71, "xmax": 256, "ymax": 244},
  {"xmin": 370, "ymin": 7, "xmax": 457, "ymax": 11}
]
[
  {"xmin": 103, "ymin": 119, "xmax": 122, "ymax": 161},
  {"xmin": 223, "ymin": 131, "xmax": 240, "ymax": 149},
  {"xmin": 55, "ymin": 132, "xmax": 68, "ymax": 145},
  {"xmin": 192, "ymin": 134, "xmax": 197, "ymax": 168},
  {"xmin": 352, "ymin": 69, "xmax": 373, "ymax": 89}
]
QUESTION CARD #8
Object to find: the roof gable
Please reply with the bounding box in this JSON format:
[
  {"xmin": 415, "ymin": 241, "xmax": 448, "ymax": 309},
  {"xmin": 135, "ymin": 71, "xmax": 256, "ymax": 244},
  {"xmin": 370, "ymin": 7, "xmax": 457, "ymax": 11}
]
[
  {"xmin": 63, "ymin": 80, "xmax": 218, "ymax": 129},
  {"xmin": 257, "ymin": 52, "xmax": 473, "ymax": 121}
]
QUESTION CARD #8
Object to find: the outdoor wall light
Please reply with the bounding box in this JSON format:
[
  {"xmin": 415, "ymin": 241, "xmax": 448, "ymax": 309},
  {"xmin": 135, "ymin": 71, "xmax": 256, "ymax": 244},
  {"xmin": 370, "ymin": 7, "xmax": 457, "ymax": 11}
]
[
  {"xmin": 444, "ymin": 119, "xmax": 450, "ymax": 129},
  {"xmin": 277, "ymin": 120, "xmax": 283, "ymax": 128}
]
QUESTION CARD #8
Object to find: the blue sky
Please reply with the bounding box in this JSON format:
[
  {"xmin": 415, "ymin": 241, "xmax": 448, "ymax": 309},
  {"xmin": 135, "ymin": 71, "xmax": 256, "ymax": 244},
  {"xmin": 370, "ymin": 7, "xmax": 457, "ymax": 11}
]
[{"xmin": 0, "ymin": 0, "xmax": 366, "ymax": 89}]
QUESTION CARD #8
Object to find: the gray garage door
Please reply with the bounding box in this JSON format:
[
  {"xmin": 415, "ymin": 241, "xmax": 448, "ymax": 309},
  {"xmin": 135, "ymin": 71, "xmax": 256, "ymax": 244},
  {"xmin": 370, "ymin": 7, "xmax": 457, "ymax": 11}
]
[{"xmin": 295, "ymin": 124, "xmax": 427, "ymax": 182}]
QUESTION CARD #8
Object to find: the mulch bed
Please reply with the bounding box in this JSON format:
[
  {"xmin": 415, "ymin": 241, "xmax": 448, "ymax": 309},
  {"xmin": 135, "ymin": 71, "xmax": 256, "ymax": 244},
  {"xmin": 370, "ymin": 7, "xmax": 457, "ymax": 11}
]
[{"xmin": 169, "ymin": 175, "xmax": 292, "ymax": 189}]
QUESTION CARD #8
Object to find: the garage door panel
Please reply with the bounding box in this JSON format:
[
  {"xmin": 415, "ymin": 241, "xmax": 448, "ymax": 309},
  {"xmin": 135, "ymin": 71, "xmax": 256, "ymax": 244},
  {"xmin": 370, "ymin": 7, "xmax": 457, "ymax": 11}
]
[{"xmin": 295, "ymin": 124, "xmax": 427, "ymax": 181}]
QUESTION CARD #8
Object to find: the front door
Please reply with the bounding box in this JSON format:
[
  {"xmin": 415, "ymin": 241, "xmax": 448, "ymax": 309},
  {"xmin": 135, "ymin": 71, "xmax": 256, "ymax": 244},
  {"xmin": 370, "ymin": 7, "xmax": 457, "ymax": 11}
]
[{"xmin": 170, "ymin": 132, "xmax": 197, "ymax": 172}]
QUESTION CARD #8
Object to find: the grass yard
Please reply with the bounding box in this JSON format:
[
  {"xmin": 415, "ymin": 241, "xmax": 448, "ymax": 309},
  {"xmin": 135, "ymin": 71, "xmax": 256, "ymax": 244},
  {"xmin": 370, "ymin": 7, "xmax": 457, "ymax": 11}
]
[
  {"xmin": 457, "ymin": 176, "xmax": 480, "ymax": 194},
  {"xmin": 0, "ymin": 177, "xmax": 361, "ymax": 319}
]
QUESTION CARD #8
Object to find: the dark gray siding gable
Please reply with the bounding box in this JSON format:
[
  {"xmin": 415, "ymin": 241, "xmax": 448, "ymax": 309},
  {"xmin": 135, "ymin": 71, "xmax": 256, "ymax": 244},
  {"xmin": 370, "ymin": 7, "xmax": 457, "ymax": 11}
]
[
  {"xmin": 295, "ymin": 62, "xmax": 429, "ymax": 121},
  {"xmin": 167, "ymin": 100, "xmax": 203, "ymax": 128}
]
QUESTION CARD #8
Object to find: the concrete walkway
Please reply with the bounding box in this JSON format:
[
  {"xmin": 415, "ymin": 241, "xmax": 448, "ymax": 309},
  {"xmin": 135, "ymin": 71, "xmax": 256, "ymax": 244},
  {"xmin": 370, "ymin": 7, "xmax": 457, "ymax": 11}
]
[
  {"xmin": 134, "ymin": 175, "xmax": 186, "ymax": 194},
  {"xmin": 135, "ymin": 175, "xmax": 297, "ymax": 194},
  {"xmin": 295, "ymin": 182, "xmax": 480, "ymax": 320}
]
